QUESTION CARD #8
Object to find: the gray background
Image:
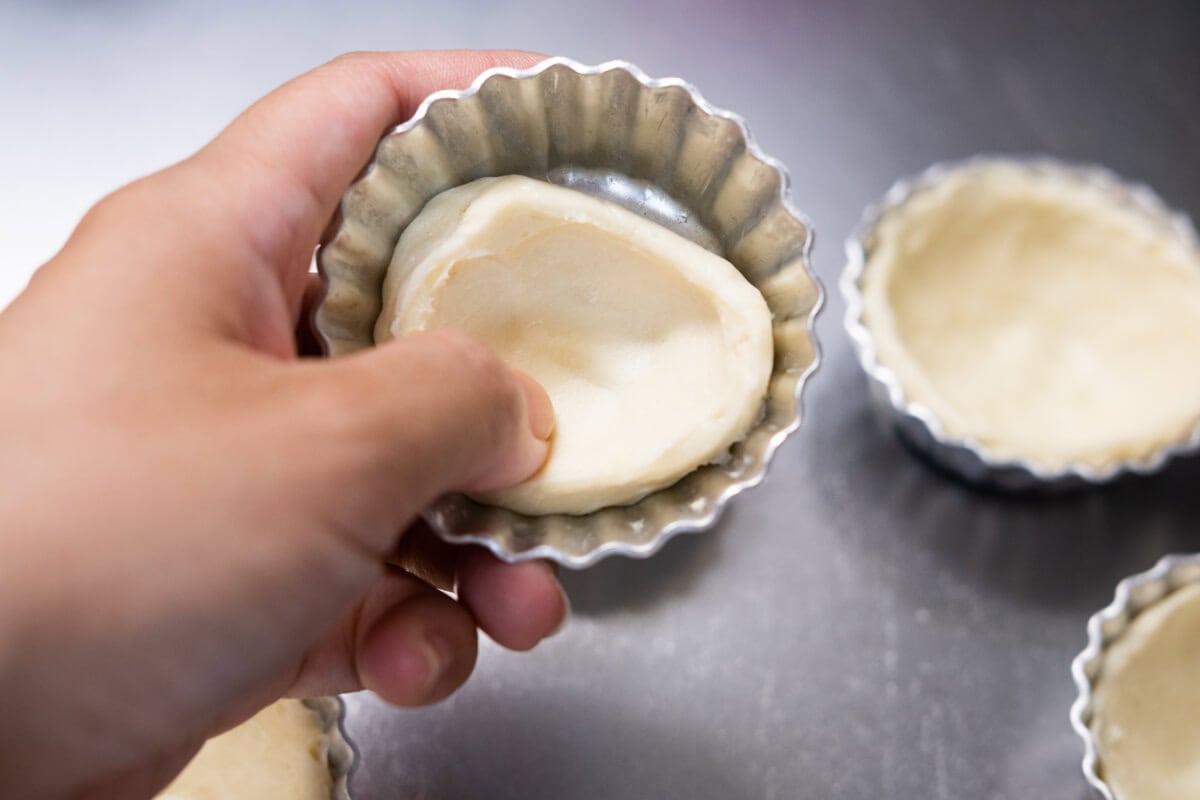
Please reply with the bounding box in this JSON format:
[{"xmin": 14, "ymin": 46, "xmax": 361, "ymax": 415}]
[{"xmin": 4, "ymin": 1, "xmax": 1200, "ymax": 797}]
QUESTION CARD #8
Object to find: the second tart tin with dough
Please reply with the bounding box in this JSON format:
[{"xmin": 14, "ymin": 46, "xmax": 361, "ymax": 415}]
[
  {"xmin": 314, "ymin": 58, "xmax": 822, "ymax": 567},
  {"xmin": 841, "ymin": 156, "xmax": 1200, "ymax": 491},
  {"xmin": 1070, "ymin": 554, "xmax": 1200, "ymax": 800}
]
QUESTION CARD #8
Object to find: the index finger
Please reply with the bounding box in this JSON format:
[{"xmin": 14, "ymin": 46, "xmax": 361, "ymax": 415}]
[{"xmin": 198, "ymin": 50, "xmax": 545, "ymax": 285}]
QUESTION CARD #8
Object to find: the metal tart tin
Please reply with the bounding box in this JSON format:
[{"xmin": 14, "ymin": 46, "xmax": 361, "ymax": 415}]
[
  {"xmin": 303, "ymin": 696, "xmax": 357, "ymax": 800},
  {"xmin": 315, "ymin": 57, "xmax": 822, "ymax": 567},
  {"xmin": 1070, "ymin": 554, "xmax": 1200, "ymax": 799},
  {"xmin": 841, "ymin": 155, "xmax": 1200, "ymax": 491}
]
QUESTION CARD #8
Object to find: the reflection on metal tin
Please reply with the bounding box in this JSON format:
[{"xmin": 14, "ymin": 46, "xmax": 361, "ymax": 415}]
[
  {"xmin": 315, "ymin": 57, "xmax": 822, "ymax": 567},
  {"xmin": 841, "ymin": 155, "xmax": 1200, "ymax": 491},
  {"xmin": 1070, "ymin": 554, "xmax": 1200, "ymax": 799}
]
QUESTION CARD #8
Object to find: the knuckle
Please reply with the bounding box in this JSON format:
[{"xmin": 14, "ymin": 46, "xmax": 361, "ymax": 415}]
[
  {"xmin": 425, "ymin": 331, "xmax": 523, "ymax": 447},
  {"xmin": 329, "ymin": 50, "xmax": 369, "ymax": 66},
  {"xmin": 65, "ymin": 181, "xmax": 153, "ymax": 257},
  {"xmin": 78, "ymin": 175, "xmax": 164, "ymax": 234},
  {"xmin": 80, "ymin": 186, "xmax": 133, "ymax": 229},
  {"xmin": 327, "ymin": 51, "xmax": 384, "ymax": 74}
]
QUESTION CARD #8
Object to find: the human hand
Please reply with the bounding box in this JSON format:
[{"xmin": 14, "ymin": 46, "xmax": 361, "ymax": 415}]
[{"xmin": 0, "ymin": 50, "xmax": 566, "ymax": 800}]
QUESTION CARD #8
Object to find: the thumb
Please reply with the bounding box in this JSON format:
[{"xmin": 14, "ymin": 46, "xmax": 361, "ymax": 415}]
[{"xmin": 293, "ymin": 330, "xmax": 553, "ymax": 552}]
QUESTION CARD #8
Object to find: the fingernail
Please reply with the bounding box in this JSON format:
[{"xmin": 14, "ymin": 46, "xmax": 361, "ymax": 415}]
[
  {"xmin": 414, "ymin": 634, "xmax": 451, "ymax": 695},
  {"xmin": 515, "ymin": 371, "xmax": 555, "ymax": 440}
]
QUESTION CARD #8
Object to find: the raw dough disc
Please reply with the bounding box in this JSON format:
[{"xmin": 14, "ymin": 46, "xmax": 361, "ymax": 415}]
[{"xmin": 376, "ymin": 176, "xmax": 774, "ymax": 515}]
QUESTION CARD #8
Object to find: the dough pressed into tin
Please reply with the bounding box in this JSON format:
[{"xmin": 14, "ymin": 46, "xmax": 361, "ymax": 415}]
[
  {"xmin": 376, "ymin": 176, "xmax": 774, "ymax": 516},
  {"xmin": 862, "ymin": 163, "xmax": 1200, "ymax": 470},
  {"xmin": 154, "ymin": 700, "xmax": 331, "ymax": 800},
  {"xmin": 1091, "ymin": 582, "xmax": 1200, "ymax": 800}
]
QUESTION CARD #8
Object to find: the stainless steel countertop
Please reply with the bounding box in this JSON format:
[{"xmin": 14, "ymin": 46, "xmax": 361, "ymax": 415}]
[{"xmin": 4, "ymin": 1, "xmax": 1200, "ymax": 797}]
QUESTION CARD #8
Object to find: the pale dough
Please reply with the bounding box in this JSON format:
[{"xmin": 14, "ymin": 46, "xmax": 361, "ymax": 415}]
[
  {"xmin": 154, "ymin": 700, "xmax": 330, "ymax": 800},
  {"xmin": 863, "ymin": 163, "xmax": 1200, "ymax": 469},
  {"xmin": 1091, "ymin": 581, "xmax": 1200, "ymax": 800},
  {"xmin": 377, "ymin": 175, "xmax": 773, "ymax": 515}
]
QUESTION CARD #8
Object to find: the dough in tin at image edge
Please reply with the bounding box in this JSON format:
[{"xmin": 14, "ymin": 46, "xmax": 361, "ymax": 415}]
[
  {"xmin": 1090, "ymin": 582, "xmax": 1200, "ymax": 800},
  {"xmin": 376, "ymin": 175, "xmax": 775, "ymax": 516},
  {"xmin": 862, "ymin": 163, "xmax": 1200, "ymax": 469},
  {"xmin": 154, "ymin": 700, "xmax": 331, "ymax": 800}
]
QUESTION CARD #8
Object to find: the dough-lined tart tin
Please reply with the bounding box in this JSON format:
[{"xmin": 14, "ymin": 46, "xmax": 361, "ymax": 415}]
[
  {"xmin": 841, "ymin": 155, "xmax": 1200, "ymax": 491},
  {"xmin": 315, "ymin": 57, "xmax": 822, "ymax": 567},
  {"xmin": 304, "ymin": 696, "xmax": 357, "ymax": 800},
  {"xmin": 1070, "ymin": 554, "xmax": 1200, "ymax": 799}
]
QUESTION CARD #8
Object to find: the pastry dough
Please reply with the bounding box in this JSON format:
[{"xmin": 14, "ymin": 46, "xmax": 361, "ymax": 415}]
[
  {"xmin": 1091, "ymin": 582, "xmax": 1200, "ymax": 800},
  {"xmin": 863, "ymin": 163, "xmax": 1200, "ymax": 469},
  {"xmin": 155, "ymin": 700, "xmax": 331, "ymax": 799},
  {"xmin": 377, "ymin": 176, "xmax": 773, "ymax": 515}
]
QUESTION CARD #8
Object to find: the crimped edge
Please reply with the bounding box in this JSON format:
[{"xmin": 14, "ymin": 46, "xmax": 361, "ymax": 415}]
[
  {"xmin": 1069, "ymin": 553, "xmax": 1200, "ymax": 799},
  {"xmin": 840, "ymin": 154, "xmax": 1200, "ymax": 490},
  {"xmin": 317, "ymin": 57, "xmax": 823, "ymax": 568},
  {"xmin": 302, "ymin": 696, "xmax": 357, "ymax": 800}
]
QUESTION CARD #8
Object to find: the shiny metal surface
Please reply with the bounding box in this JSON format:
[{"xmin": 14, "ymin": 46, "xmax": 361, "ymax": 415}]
[
  {"xmin": 315, "ymin": 58, "xmax": 820, "ymax": 567},
  {"xmin": 1070, "ymin": 554, "xmax": 1200, "ymax": 799},
  {"xmin": 3, "ymin": 2, "xmax": 1200, "ymax": 798},
  {"xmin": 842, "ymin": 156, "xmax": 1200, "ymax": 492}
]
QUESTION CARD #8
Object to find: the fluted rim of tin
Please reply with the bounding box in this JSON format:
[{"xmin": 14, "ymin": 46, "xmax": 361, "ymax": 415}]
[
  {"xmin": 315, "ymin": 57, "xmax": 823, "ymax": 568},
  {"xmin": 303, "ymin": 695, "xmax": 358, "ymax": 799},
  {"xmin": 1069, "ymin": 553, "xmax": 1200, "ymax": 799},
  {"xmin": 841, "ymin": 154, "xmax": 1200, "ymax": 489}
]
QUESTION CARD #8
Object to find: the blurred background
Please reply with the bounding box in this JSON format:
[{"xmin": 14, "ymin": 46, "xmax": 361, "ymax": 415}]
[{"xmin": 3, "ymin": 1, "xmax": 1198, "ymax": 798}]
